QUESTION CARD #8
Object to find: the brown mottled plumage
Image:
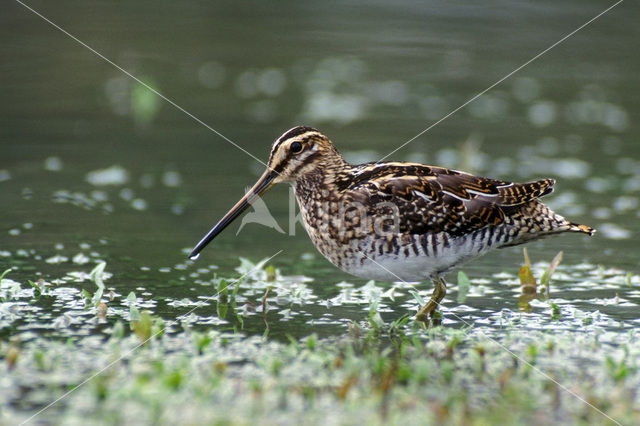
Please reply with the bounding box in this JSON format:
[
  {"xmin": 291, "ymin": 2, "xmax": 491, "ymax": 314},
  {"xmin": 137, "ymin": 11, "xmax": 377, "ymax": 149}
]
[{"xmin": 190, "ymin": 126, "xmax": 595, "ymax": 323}]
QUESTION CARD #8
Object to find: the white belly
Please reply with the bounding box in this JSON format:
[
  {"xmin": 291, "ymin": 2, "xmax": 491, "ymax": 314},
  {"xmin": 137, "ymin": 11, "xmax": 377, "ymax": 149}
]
[{"xmin": 325, "ymin": 231, "xmax": 500, "ymax": 282}]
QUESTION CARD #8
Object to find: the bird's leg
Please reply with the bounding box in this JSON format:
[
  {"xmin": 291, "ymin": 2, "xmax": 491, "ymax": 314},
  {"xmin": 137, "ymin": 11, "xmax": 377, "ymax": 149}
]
[{"xmin": 415, "ymin": 277, "xmax": 447, "ymax": 323}]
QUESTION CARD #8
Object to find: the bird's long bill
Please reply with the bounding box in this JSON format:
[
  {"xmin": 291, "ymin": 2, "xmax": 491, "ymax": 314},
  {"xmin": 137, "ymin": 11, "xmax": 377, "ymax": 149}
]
[{"xmin": 189, "ymin": 169, "xmax": 276, "ymax": 260}]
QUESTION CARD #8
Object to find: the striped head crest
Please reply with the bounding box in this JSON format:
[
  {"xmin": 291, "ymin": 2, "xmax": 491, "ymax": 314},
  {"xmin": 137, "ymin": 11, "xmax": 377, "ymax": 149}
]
[{"xmin": 269, "ymin": 126, "xmax": 345, "ymax": 183}]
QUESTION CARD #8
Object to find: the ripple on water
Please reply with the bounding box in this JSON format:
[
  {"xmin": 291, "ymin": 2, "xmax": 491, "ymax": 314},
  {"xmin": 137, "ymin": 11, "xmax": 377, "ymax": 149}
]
[{"xmin": 1, "ymin": 252, "xmax": 637, "ymax": 347}]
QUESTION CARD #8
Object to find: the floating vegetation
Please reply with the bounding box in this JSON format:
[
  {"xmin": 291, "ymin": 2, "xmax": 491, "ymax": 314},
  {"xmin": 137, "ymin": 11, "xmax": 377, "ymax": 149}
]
[
  {"xmin": 517, "ymin": 248, "xmax": 563, "ymax": 311},
  {"xmin": 1, "ymin": 297, "xmax": 639, "ymax": 424},
  {"xmin": 1, "ymin": 252, "xmax": 639, "ymax": 423},
  {"xmin": 86, "ymin": 165, "xmax": 130, "ymax": 186},
  {"xmin": 2, "ymin": 6, "xmax": 639, "ymax": 423}
]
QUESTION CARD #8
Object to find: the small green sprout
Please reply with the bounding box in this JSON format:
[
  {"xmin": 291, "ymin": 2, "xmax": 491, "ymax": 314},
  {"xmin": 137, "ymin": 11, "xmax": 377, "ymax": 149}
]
[
  {"xmin": 0, "ymin": 268, "xmax": 13, "ymax": 281},
  {"xmin": 539, "ymin": 251, "xmax": 563, "ymax": 299},
  {"xmin": 265, "ymin": 265, "xmax": 277, "ymax": 282},
  {"xmin": 457, "ymin": 271, "xmax": 471, "ymax": 303},
  {"xmin": 410, "ymin": 290, "xmax": 425, "ymax": 306},
  {"xmin": 550, "ymin": 303, "xmax": 561, "ymax": 320}
]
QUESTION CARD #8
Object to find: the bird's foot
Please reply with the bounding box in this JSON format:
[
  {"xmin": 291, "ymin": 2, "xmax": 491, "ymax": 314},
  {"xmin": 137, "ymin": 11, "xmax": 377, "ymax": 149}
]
[
  {"xmin": 415, "ymin": 299, "xmax": 442, "ymax": 327},
  {"xmin": 415, "ymin": 277, "xmax": 447, "ymax": 326}
]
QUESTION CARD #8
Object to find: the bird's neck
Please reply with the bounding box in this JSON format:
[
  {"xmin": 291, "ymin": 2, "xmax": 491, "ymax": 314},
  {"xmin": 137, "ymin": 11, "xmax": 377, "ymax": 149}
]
[{"xmin": 292, "ymin": 160, "xmax": 353, "ymax": 205}]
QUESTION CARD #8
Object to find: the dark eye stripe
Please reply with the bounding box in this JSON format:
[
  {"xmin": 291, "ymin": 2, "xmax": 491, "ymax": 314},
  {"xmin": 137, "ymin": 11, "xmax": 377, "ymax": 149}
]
[
  {"xmin": 272, "ymin": 149, "xmax": 319, "ymax": 176},
  {"xmin": 289, "ymin": 151, "xmax": 320, "ymax": 176},
  {"xmin": 272, "ymin": 158, "xmax": 288, "ymax": 174}
]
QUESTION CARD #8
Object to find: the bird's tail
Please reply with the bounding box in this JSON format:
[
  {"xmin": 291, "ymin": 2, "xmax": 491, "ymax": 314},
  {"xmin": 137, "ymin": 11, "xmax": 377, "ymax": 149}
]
[
  {"xmin": 567, "ymin": 222, "xmax": 596, "ymax": 236},
  {"xmin": 499, "ymin": 201, "xmax": 595, "ymax": 247}
]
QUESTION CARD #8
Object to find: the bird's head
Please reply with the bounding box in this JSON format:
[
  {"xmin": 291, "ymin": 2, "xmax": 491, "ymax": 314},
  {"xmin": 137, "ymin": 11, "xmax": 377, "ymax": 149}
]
[
  {"xmin": 267, "ymin": 126, "xmax": 344, "ymax": 183},
  {"xmin": 189, "ymin": 126, "xmax": 344, "ymax": 259}
]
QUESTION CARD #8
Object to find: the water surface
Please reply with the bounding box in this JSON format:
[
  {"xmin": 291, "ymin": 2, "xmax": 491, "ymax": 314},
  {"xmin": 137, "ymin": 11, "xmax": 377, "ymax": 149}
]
[{"xmin": 2, "ymin": 0, "xmax": 639, "ymax": 337}]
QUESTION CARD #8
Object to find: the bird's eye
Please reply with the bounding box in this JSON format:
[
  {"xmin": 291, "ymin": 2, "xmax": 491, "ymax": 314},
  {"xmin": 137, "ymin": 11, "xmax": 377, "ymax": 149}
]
[{"xmin": 290, "ymin": 141, "xmax": 303, "ymax": 153}]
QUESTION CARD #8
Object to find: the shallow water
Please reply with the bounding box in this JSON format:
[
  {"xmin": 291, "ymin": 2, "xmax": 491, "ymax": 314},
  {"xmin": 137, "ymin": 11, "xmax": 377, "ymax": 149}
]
[
  {"xmin": 3, "ymin": 0, "xmax": 639, "ymax": 331},
  {"xmin": 1, "ymin": 1, "xmax": 640, "ymax": 421}
]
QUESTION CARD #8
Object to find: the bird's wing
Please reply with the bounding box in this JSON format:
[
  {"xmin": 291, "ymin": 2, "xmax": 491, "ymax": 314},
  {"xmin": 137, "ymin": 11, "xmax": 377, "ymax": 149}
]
[{"xmin": 341, "ymin": 162, "xmax": 554, "ymax": 236}]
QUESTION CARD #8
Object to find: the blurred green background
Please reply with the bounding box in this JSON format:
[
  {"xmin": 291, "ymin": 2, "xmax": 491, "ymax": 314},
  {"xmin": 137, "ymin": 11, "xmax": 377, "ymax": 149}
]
[{"xmin": 1, "ymin": 0, "xmax": 637, "ymax": 280}]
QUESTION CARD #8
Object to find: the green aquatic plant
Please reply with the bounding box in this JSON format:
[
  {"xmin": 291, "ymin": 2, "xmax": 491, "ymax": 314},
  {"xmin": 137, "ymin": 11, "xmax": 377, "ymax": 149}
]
[
  {"xmin": 0, "ymin": 255, "xmax": 638, "ymax": 424},
  {"xmin": 368, "ymin": 301, "xmax": 384, "ymax": 332},
  {"xmin": 550, "ymin": 302, "xmax": 562, "ymax": 320},
  {"xmin": 131, "ymin": 310, "xmax": 165, "ymax": 343},
  {"xmin": 605, "ymin": 350, "xmax": 634, "ymax": 382},
  {"xmin": 518, "ymin": 248, "xmax": 563, "ymax": 311},
  {"xmin": 80, "ymin": 262, "xmax": 108, "ymax": 308},
  {"xmin": 27, "ymin": 279, "xmax": 47, "ymax": 298},
  {"xmin": 456, "ymin": 271, "xmax": 471, "ymax": 304},
  {"xmin": 1, "ymin": 268, "xmax": 15, "ymax": 302},
  {"xmin": 127, "ymin": 291, "xmax": 140, "ymax": 321},
  {"xmin": 0, "ymin": 268, "xmax": 12, "ymax": 282},
  {"xmin": 215, "ymin": 278, "xmax": 229, "ymax": 319},
  {"xmin": 192, "ymin": 332, "xmax": 213, "ymax": 354},
  {"xmin": 539, "ymin": 251, "xmax": 563, "ymax": 299}
]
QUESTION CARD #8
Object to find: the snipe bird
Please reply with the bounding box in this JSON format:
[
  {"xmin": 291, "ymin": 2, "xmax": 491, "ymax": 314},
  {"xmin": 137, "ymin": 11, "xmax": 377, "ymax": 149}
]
[{"xmin": 190, "ymin": 126, "xmax": 595, "ymax": 323}]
